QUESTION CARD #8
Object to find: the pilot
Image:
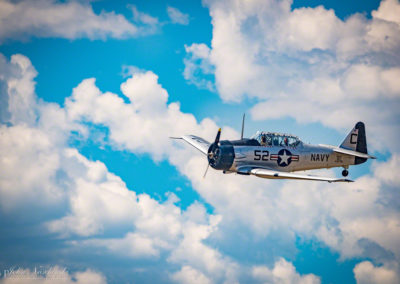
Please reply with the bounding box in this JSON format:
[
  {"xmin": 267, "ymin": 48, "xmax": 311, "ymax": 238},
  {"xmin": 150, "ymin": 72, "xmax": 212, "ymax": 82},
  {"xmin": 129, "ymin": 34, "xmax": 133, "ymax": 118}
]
[
  {"xmin": 261, "ymin": 134, "xmax": 267, "ymax": 146},
  {"xmin": 284, "ymin": 137, "xmax": 288, "ymax": 146}
]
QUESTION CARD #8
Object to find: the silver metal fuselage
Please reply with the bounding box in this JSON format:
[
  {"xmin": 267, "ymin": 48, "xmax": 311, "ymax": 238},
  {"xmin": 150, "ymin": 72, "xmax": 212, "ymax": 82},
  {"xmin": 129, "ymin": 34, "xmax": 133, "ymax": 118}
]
[{"xmin": 230, "ymin": 143, "xmax": 355, "ymax": 173}]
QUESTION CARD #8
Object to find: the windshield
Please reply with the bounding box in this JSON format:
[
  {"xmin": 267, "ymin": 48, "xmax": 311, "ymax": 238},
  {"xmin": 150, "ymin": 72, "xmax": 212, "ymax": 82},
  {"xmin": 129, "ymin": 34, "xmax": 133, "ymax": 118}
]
[{"xmin": 252, "ymin": 132, "xmax": 301, "ymax": 147}]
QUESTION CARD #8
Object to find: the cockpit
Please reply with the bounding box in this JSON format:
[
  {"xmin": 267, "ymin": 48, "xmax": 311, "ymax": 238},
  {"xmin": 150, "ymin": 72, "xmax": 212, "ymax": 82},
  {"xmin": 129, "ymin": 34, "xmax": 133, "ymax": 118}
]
[{"xmin": 251, "ymin": 131, "xmax": 301, "ymax": 147}]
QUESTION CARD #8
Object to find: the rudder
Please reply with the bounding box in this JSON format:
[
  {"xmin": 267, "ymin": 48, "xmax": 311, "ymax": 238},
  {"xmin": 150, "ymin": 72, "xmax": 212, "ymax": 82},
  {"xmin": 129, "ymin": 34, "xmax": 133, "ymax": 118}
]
[
  {"xmin": 354, "ymin": 122, "xmax": 367, "ymax": 165},
  {"xmin": 340, "ymin": 122, "xmax": 368, "ymax": 165},
  {"xmin": 355, "ymin": 122, "xmax": 367, "ymax": 154}
]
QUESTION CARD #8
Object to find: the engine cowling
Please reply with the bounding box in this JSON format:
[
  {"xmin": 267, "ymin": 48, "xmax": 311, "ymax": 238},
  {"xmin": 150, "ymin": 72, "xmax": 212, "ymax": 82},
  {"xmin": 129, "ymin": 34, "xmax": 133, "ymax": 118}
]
[{"xmin": 207, "ymin": 141, "xmax": 235, "ymax": 170}]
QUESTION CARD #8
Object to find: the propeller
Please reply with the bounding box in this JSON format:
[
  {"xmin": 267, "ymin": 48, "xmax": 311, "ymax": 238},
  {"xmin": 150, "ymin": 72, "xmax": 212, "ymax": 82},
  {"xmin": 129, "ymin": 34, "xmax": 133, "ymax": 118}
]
[
  {"xmin": 214, "ymin": 127, "xmax": 221, "ymax": 144},
  {"xmin": 241, "ymin": 113, "xmax": 245, "ymax": 140},
  {"xmin": 203, "ymin": 128, "xmax": 221, "ymax": 178},
  {"xmin": 203, "ymin": 163, "xmax": 210, "ymax": 178}
]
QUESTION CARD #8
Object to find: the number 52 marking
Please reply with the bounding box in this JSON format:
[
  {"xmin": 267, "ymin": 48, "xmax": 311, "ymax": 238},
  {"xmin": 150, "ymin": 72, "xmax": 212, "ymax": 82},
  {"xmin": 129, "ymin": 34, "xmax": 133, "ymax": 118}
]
[{"xmin": 254, "ymin": 150, "xmax": 269, "ymax": 161}]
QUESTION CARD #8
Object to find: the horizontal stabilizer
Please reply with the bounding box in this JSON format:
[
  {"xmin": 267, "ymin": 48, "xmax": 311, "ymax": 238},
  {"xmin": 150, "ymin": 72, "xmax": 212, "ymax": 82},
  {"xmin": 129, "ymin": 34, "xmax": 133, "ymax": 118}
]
[
  {"xmin": 333, "ymin": 147, "xmax": 376, "ymax": 159},
  {"xmin": 319, "ymin": 144, "xmax": 376, "ymax": 159}
]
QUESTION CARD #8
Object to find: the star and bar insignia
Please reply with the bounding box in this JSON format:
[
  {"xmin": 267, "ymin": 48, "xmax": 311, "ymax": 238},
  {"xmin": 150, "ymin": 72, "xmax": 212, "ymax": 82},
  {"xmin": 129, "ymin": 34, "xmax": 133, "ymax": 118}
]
[{"xmin": 270, "ymin": 149, "xmax": 299, "ymax": 167}]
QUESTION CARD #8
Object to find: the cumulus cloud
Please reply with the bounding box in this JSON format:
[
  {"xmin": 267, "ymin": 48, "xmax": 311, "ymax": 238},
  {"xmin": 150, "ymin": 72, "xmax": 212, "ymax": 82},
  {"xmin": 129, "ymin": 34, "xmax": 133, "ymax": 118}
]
[
  {"xmin": 372, "ymin": 0, "xmax": 400, "ymax": 24},
  {"xmin": 184, "ymin": 43, "xmax": 215, "ymax": 91},
  {"xmin": 0, "ymin": 54, "xmax": 81, "ymax": 214},
  {"xmin": 83, "ymin": 232, "xmax": 163, "ymax": 259},
  {"xmin": 0, "ymin": 0, "xmax": 159, "ymax": 42},
  {"xmin": 61, "ymin": 57, "xmax": 400, "ymax": 281},
  {"xmin": 201, "ymin": 0, "xmax": 400, "ymax": 100},
  {"xmin": 252, "ymin": 258, "xmax": 321, "ymax": 284},
  {"xmin": 44, "ymin": 148, "xmax": 141, "ymax": 237},
  {"xmin": 65, "ymin": 70, "xmax": 237, "ymax": 161},
  {"xmin": 0, "ymin": 53, "xmax": 37, "ymax": 125},
  {"xmin": 0, "ymin": 52, "xmax": 325, "ymax": 283},
  {"xmin": 182, "ymin": 153, "xmax": 400, "ymax": 266},
  {"xmin": 186, "ymin": 0, "xmax": 400, "ymax": 152},
  {"xmin": 0, "ymin": 124, "xmax": 64, "ymax": 213},
  {"xmin": 171, "ymin": 266, "xmax": 212, "ymax": 284},
  {"xmin": 0, "ymin": 53, "xmax": 241, "ymax": 282},
  {"xmin": 354, "ymin": 261, "xmax": 399, "ymax": 284},
  {"xmin": 167, "ymin": 6, "xmax": 190, "ymax": 25},
  {"xmin": 129, "ymin": 4, "xmax": 160, "ymax": 35},
  {"xmin": 2, "ymin": 51, "xmax": 400, "ymax": 282}
]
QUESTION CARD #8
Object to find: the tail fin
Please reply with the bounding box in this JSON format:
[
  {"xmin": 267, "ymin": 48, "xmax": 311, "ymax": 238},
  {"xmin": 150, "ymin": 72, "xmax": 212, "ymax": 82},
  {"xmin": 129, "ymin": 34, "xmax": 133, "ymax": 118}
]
[{"xmin": 340, "ymin": 122, "xmax": 368, "ymax": 164}]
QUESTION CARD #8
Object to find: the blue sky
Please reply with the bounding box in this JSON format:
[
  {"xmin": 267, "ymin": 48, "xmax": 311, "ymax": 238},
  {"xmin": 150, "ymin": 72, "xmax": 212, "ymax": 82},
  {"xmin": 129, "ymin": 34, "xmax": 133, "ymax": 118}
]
[{"xmin": 0, "ymin": 0, "xmax": 399, "ymax": 284}]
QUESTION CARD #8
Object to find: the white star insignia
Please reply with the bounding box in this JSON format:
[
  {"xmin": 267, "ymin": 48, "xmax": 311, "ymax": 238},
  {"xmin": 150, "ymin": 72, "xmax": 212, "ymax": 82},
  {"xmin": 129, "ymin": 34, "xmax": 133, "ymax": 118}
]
[{"xmin": 279, "ymin": 150, "xmax": 290, "ymax": 165}]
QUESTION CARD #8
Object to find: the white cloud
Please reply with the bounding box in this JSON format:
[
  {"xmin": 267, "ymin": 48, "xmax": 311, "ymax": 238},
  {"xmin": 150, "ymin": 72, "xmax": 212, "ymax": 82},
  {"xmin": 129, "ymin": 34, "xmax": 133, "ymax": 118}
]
[
  {"xmin": 45, "ymin": 148, "xmax": 140, "ymax": 237},
  {"xmin": 321, "ymin": 164, "xmax": 400, "ymax": 259},
  {"xmin": 120, "ymin": 70, "xmax": 168, "ymax": 115},
  {"xmin": 0, "ymin": 124, "xmax": 64, "ymax": 213},
  {"xmin": 61, "ymin": 55, "xmax": 400, "ymax": 269},
  {"xmin": 372, "ymin": 0, "xmax": 400, "ymax": 24},
  {"xmin": 183, "ymin": 43, "xmax": 215, "ymax": 91},
  {"xmin": 129, "ymin": 4, "xmax": 160, "ymax": 35},
  {"xmin": 171, "ymin": 266, "xmax": 212, "ymax": 284},
  {"xmin": 0, "ymin": 54, "xmax": 75, "ymax": 213},
  {"xmin": 190, "ymin": 0, "xmax": 400, "ymax": 152},
  {"xmin": 1, "ymin": 52, "xmax": 400, "ymax": 282},
  {"xmin": 341, "ymin": 65, "xmax": 400, "ymax": 100},
  {"xmin": 281, "ymin": 6, "xmax": 341, "ymax": 52},
  {"xmin": 0, "ymin": 53, "xmax": 242, "ymax": 282},
  {"xmin": 203, "ymin": 0, "xmax": 400, "ymax": 99},
  {"xmin": 354, "ymin": 261, "xmax": 399, "ymax": 284},
  {"xmin": 0, "ymin": 0, "xmax": 160, "ymax": 42},
  {"xmin": 167, "ymin": 6, "xmax": 190, "ymax": 25},
  {"xmin": 2, "ymin": 54, "xmax": 37, "ymax": 125},
  {"xmin": 253, "ymin": 258, "xmax": 321, "ymax": 284},
  {"xmin": 130, "ymin": 5, "xmax": 158, "ymax": 26},
  {"xmin": 84, "ymin": 232, "xmax": 162, "ymax": 259},
  {"xmin": 65, "ymin": 72, "xmax": 237, "ymax": 161},
  {"xmin": 167, "ymin": 213, "xmax": 239, "ymax": 283},
  {"xmin": 373, "ymin": 154, "xmax": 400, "ymax": 185}
]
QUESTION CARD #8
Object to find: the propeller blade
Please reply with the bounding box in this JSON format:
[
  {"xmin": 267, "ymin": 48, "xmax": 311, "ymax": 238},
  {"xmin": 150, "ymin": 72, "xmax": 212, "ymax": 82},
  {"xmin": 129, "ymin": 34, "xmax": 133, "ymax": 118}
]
[
  {"xmin": 214, "ymin": 128, "xmax": 221, "ymax": 144},
  {"xmin": 203, "ymin": 163, "xmax": 210, "ymax": 178},
  {"xmin": 241, "ymin": 113, "xmax": 245, "ymax": 139},
  {"xmin": 204, "ymin": 128, "xmax": 221, "ymax": 178}
]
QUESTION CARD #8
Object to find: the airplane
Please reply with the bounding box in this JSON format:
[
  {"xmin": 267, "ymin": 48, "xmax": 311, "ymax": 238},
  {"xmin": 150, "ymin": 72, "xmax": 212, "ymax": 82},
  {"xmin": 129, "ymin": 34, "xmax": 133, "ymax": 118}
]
[{"xmin": 173, "ymin": 116, "xmax": 376, "ymax": 182}]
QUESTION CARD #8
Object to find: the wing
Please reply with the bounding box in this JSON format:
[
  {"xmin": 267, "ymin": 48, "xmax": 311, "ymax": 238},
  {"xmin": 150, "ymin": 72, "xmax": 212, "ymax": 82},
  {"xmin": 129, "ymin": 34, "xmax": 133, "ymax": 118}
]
[
  {"xmin": 238, "ymin": 167, "xmax": 353, "ymax": 182},
  {"xmin": 180, "ymin": 135, "xmax": 211, "ymax": 155}
]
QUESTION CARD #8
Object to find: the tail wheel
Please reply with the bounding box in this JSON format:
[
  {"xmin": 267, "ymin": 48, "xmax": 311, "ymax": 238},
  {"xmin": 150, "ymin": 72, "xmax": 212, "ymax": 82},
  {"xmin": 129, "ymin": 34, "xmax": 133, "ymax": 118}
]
[{"xmin": 342, "ymin": 169, "xmax": 349, "ymax": 177}]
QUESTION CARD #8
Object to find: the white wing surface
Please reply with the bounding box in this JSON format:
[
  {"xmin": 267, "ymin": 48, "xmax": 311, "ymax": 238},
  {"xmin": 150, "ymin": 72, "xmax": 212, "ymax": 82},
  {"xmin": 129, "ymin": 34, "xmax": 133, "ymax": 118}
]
[
  {"xmin": 241, "ymin": 167, "xmax": 353, "ymax": 182},
  {"xmin": 181, "ymin": 135, "xmax": 211, "ymax": 155}
]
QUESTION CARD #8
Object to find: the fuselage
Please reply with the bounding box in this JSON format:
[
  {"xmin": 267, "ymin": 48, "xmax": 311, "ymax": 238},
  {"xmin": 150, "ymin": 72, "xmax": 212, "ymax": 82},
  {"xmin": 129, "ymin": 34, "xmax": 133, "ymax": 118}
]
[
  {"xmin": 182, "ymin": 121, "xmax": 372, "ymax": 182},
  {"xmin": 231, "ymin": 142, "xmax": 355, "ymax": 172},
  {"xmin": 210, "ymin": 139, "xmax": 359, "ymax": 173}
]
